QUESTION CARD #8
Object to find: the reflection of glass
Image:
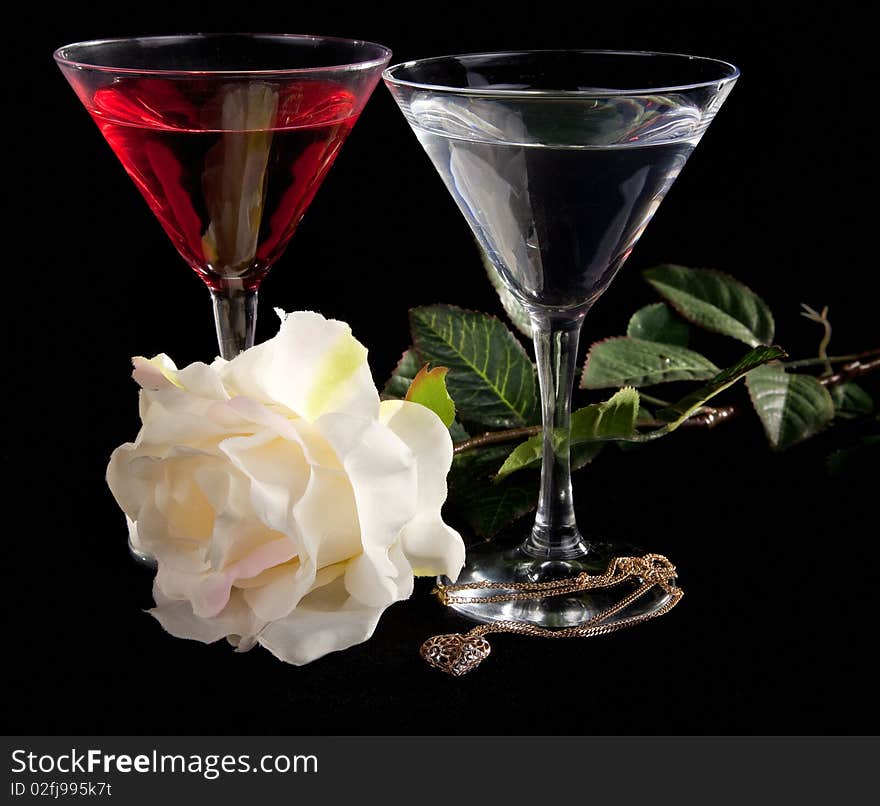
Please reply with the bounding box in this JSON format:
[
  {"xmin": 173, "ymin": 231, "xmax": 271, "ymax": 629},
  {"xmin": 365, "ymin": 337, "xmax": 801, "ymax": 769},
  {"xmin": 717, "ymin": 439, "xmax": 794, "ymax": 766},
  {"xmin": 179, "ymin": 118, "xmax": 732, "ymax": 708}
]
[
  {"xmin": 56, "ymin": 34, "xmax": 391, "ymax": 358},
  {"xmin": 386, "ymin": 51, "xmax": 738, "ymax": 628}
]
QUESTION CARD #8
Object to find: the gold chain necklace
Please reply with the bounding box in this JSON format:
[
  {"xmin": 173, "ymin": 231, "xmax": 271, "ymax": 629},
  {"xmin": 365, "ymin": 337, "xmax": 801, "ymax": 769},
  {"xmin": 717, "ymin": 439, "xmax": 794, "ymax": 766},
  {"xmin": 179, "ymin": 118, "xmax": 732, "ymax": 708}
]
[{"xmin": 420, "ymin": 553, "xmax": 683, "ymax": 676}]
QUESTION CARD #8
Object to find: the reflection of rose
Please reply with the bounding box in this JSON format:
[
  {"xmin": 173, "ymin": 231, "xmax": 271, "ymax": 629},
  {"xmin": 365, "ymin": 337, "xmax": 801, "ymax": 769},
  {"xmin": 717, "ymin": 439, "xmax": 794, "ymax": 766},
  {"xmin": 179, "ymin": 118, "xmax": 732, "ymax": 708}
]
[{"xmin": 107, "ymin": 310, "xmax": 464, "ymax": 665}]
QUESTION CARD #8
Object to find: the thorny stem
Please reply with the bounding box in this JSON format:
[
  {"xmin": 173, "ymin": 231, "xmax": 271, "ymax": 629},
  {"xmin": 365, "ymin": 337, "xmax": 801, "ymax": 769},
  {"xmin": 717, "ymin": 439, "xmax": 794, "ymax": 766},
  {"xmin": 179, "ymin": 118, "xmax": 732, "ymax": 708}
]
[{"xmin": 452, "ymin": 348, "xmax": 880, "ymax": 456}]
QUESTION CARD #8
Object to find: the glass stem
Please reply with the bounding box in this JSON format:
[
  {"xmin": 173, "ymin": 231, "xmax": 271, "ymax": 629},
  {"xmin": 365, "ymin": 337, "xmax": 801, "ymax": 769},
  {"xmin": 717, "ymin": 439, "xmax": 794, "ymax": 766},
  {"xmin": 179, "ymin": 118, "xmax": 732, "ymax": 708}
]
[
  {"xmin": 210, "ymin": 282, "xmax": 258, "ymax": 360},
  {"xmin": 523, "ymin": 312, "xmax": 589, "ymax": 560}
]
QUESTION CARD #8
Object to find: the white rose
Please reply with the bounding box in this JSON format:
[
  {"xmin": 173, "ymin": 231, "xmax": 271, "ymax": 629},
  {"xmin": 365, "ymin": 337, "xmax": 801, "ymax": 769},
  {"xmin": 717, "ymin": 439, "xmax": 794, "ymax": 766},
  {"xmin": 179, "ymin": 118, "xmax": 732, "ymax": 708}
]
[{"xmin": 106, "ymin": 310, "xmax": 465, "ymax": 665}]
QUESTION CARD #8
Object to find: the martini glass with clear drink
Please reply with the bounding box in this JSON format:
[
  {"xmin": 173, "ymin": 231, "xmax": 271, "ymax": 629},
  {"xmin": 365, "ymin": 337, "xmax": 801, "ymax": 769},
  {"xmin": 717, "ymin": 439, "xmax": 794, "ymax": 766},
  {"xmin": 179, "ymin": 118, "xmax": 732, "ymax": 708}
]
[
  {"xmin": 56, "ymin": 34, "xmax": 391, "ymax": 359},
  {"xmin": 385, "ymin": 50, "xmax": 738, "ymax": 628}
]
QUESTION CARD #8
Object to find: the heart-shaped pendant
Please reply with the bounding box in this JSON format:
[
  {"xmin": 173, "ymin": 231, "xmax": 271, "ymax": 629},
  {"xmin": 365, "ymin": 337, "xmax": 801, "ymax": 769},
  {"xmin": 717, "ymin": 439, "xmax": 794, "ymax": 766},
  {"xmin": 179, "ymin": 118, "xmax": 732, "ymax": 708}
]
[{"xmin": 420, "ymin": 633, "xmax": 491, "ymax": 676}]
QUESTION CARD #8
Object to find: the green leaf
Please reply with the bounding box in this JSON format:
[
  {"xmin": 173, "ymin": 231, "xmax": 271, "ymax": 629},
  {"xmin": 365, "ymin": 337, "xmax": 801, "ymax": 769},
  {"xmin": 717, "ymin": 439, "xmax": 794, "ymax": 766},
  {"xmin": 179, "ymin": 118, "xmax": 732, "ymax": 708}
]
[
  {"xmin": 384, "ymin": 351, "xmax": 469, "ymax": 438},
  {"xmin": 448, "ymin": 446, "xmax": 538, "ymax": 539},
  {"xmin": 500, "ymin": 347, "xmax": 782, "ymax": 466},
  {"xmin": 404, "ymin": 364, "xmax": 456, "ymax": 427},
  {"xmin": 573, "ymin": 386, "xmax": 640, "ymax": 436},
  {"xmin": 581, "ymin": 337, "xmax": 719, "ymax": 389},
  {"xmin": 590, "ymin": 346, "xmax": 784, "ymax": 444},
  {"xmin": 382, "ymin": 349, "xmax": 420, "ymax": 399},
  {"xmin": 410, "ymin": 305, "xmax": 537, "ymax": 428},
  {"xmin": 644, "ymin": 264, "xmax": 775, "ymax": 347},
  {"xmin": 494, "ymin": 436, "xmax": 542, "ymax": 479},
  {"xmin": 657, "ymin": 346, "xmax": 786, "ymax": 428},
  {"xmin": 479, "ymin": 243, "xmax": 533, "ymax": 338},
  {"xmin": 831, "ymin": 382, "xmax": 874, "ymax": 417},
  {"xmin": 571, "ymin": 443, "xmax": 606, "ymax": 472},
  {"xmin": 626, "ymin": 303, "xmax": 690, "ymax": 346},
  {"xmin": 495, "ymin": 388, "xmax": 638, "ymax": 480},
  {"xmin": 746, "ymin": 363, "xmax": 835, "ymax": 449},
  {"xmin": 449, "ymin": 420, "xmax": 470, "ymax": 443},
  {"xmin": 448, "ymin": 344, "xmax": 780, "ymax": 528}
]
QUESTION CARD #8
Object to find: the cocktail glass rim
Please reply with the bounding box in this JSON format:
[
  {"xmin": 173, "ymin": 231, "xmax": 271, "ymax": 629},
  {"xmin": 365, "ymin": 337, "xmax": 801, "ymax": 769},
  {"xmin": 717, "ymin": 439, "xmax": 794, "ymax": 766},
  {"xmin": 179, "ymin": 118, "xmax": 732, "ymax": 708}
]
[
  {"xmin": 54, "ymin": 33, "xmax": 392, "ymax": 77},
  {"xmin": 383, "ymin": 48, "xmax": 739, "ymax": 97}
]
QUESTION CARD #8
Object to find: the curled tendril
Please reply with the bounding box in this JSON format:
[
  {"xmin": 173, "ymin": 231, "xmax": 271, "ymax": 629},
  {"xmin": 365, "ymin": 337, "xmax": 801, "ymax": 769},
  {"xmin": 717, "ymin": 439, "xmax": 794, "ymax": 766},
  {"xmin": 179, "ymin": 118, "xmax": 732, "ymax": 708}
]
[{"xmin": 800, "ymin": 303, "xmax": 833, "ymax": 375}]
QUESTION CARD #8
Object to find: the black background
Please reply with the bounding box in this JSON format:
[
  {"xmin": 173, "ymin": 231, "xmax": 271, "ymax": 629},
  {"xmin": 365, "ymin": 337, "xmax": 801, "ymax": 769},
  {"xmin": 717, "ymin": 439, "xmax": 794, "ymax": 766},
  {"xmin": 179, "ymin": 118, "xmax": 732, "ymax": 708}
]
[{"xmin": 7, "ymin": 1, "xmax": 877, "ymax": 735}]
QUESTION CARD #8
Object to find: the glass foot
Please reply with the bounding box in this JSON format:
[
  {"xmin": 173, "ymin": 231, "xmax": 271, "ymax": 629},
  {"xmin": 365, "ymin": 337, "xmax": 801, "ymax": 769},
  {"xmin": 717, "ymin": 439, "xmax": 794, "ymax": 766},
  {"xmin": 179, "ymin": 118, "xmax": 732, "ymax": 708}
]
[{"xmin": 441, "ymin": 538, "xmax": 677, "ymax": 630}]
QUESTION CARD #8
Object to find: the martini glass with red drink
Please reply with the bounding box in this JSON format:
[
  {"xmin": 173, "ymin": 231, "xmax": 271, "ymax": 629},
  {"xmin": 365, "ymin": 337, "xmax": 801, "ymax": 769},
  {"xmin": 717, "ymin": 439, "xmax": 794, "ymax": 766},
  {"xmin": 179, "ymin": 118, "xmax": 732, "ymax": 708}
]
[{"xmin": 56, "ymin": 34, "xmax": 391, "ymax": 358}]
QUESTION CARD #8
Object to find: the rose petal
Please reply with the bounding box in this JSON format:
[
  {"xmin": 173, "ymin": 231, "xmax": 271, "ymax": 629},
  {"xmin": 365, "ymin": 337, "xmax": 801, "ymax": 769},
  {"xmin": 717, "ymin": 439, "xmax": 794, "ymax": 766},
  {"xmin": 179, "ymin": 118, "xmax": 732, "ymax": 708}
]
[
  {"xmin": 175, "ymin": 361, "xmax": 231, "ymax": 400},
  {"xmin": 398, "ymin": 517, "xmax": 465, "ymax": 581},
  {"xmin": 125, "ymin": 516, "xmax": 146, "ymax": 555},
  {"xmin": 202, "ymin": 471, "xmax": 265, "ymax": 569},
  {"xmin": 379, "ymin": 399, "xmax": 453, "ymax": 510},
  {"xmin": 137, "ymin": 404, "xmax": 241, "ymax": 449},
  {"xmin": 219, "ymin": 311, "xmax": 378, "ymax": 421},
  {"xmin": 292, "ymin": 464, "xmax": 360, "ymax": 570},
  {"xmin": 219, "ymin": 430, "xmax": 310, "ymax": 534},
  {"xmin": 226, "ymin": 396, "xmax": 303, "ymax": 441},
  {"xmin": 256, "ymin": 576, "xmax": 385, "ymax": 665},
  {"xmin": 132, "ymin": 354, "xmax": 180, "ymax": 390},
  {"xmin": 157, "ymin": 535, "xmax": 296, "ymax": 618},
  {"xmin": 236, "ymin": 462, "xmax": 362, "ymax": 622},
  {"xmin": 106, "ymin": 445, "xmax": 158, "ymax": 519},
  {"xmin": 133, "ymin": 470, "xmax": 210, "ymax": 565},
  {"xmin": 226, "ymin": 397, "xmax": 341, "ymax": 470},
  {"xmin": 150, "ymin": 583, "xmax": 265, "ymax": 646},
  {"xmin": 380, "ymin": 400, "xmax": 465, "ymax": 580},
  {"xmin": 315, "ymin": 412, "xmax": 417, "ymax": 607},
  {"xmin": 152, "ymin": 455, "xmax": 216, "ymax": 542},
  {"xmin": 193, "ymin": 463, "xmax": 232, "ymax": 514},
  {"xmin": 241, "ymin": 562, "xmax": 310, "ymax": 622},
  {"xmin": 388, "ymin": 541, "xmax": 415, "ymax": 601},
  {"xmin": 238, "ymin": 557, "xmax": 349, "ymax": 623},
  {"xmin": 257, "ymin": 543, "xmax": 414, "ymax": 665}
]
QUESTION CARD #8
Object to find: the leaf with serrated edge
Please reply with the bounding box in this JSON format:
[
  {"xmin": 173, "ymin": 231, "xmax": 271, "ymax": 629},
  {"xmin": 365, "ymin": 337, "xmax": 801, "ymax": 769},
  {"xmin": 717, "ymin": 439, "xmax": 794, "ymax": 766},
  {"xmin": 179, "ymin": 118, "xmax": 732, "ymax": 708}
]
[
  {"xmin": 382, "ymin": 349, "xmax": 420, "ymax": 399},
  {"xmin": 644, "ymin": 264, "xmax": 775, "ymax": 347},
  {"xmin": 449, "ymin": 420, "xmax": 470, "ymax": 442},
  {"xmin": 618, "ymin": 346, "xmax": 784, "ymax": 443},
  {"xmin": 656, "ymin": 346, "xmax": 785, "ymax": 427},
  {"xmin": 404, "ymin": 364, "xmax": 456, "ymax": 427},
  {"xmin": 478, "ymin": 243, "xmax": 533, "ymax": 338},
  {"xmin": 493, "ymin": 435, "xmax": 544, "ymax": 480},
  {"xmin": 454, "ymin": 480, "xmax": 538, "ymax": 540},
  {"xmin": 746, "ymin": 363, "xmax": 835, "ymax": 449},
  {"xmin": 571, "ymin": 443, "xmax": 605, "ymax": 472},
  {"xmin": 448, "ymin": 446, "xmax": 537, "ymax": 539},
  {"xmin": 508, "ymin": 346, "xmax": 782, "ymax": 468},
  {"xmin": 581, "ymin": 337, "xmax": 719, "ymax": 389},
  {"xmin": 831, "ymin": 382, "xmax": 874, "ymax": 416},
  {"xmin": 496, "ymin": 388, "xmax": 639, "ymax": 480},
  {"xmin": 627, "ymin": 303, "xmax": 690, "ymax": 346},
  {"xmin": 410, "ymin": 304, "xmax": 537, "ymax": 428},
  {"xmin": 577, "ymin": 386, "xmax": 640, "ymax": 436}
]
